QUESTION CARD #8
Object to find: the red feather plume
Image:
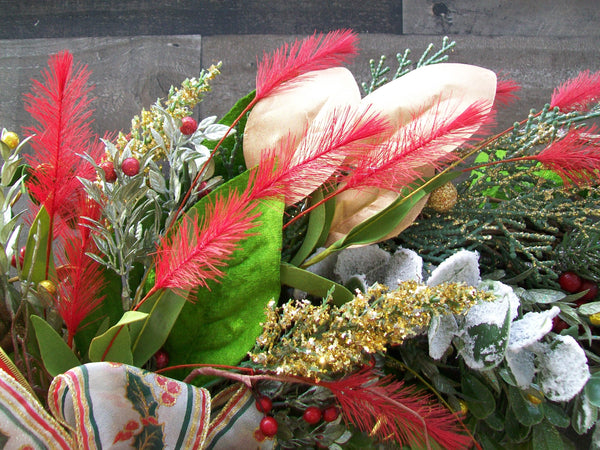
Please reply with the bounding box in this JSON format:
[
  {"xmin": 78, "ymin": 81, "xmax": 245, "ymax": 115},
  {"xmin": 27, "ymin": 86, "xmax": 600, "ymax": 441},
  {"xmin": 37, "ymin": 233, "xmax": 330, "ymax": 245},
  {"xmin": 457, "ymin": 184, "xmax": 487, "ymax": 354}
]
[
  {"xmin": 255, "ymin": 29, "xmax": 359, "ymax": 101},
  {"xmin": 550, "ymin": 70, "xmax": 600, "ymax": 112},
  {"xmin": 532, "ymin": 126, "xmax": 600, "ymax": 186},
  {"xmin": 494, "ymin": 76, "xmax": 521, "ymax": 107},
  {"xmin": 320, "ymin": 367, "xmax": 471, "ymax": 449},
  {"xmin": 153, "ymin": 190, "xmax": 260, "ymax": 294}
]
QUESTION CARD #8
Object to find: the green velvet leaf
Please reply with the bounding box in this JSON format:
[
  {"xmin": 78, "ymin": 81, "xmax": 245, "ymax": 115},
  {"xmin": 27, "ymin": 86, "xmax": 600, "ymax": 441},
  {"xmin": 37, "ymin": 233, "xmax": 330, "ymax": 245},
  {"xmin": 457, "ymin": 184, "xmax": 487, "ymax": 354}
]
[
  {"xmin": 88, "ymin": 311, "xmax": 148, "ymax": 364},
  {"xmin": 339, "ymin": 172, "xmax": 459, "ymax": 249},
  {"xmin": 30, "ymin": 315, "xmax": 80, "ymax": 376},
  {"xmin": 22, "ymin": 206, "xmax": 55, "ymax": 283},
  {"xmin": 280, "ymin": 262, "xmax": 354, "ymax": 306},
  {"xmin": 130, "ymin": 288, "xmax": 188, "ymax": 367},
  {"xmin": 165, "ymin": 171, "xmax": 283, "ymax": 380},
  {"xmin": 211, "ymin": 90, "xmax": 256, "ymax": 179}
]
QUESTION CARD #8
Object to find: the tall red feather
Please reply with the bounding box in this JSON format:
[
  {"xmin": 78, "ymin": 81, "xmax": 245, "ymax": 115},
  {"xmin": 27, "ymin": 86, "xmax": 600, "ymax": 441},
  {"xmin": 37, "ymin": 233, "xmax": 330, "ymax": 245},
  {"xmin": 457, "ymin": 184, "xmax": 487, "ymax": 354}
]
[
  {"xmin": 550, "ymin": 70, "xmax": 600, "ymax": 112},
  {"xmin": 342, "ymin": 100, "xmax": 495, "ymax": 193},
  {"xmin": 320, "ymin": 368, "xmax": 471, "ymax": 449},
  {"xmin": 153, "ymin": 190, "xmax": 260, "ymax": 294},
  {"xmin": 255, "ymin": 30, "xmax": 359, "ymax": 101},
  {"xmin": 533, "ymin": 126, "xmax": 600, "ymax": 186},
  {"xmin": 494, "ymin": 76, "xmax": 521, "ymax": 107}
]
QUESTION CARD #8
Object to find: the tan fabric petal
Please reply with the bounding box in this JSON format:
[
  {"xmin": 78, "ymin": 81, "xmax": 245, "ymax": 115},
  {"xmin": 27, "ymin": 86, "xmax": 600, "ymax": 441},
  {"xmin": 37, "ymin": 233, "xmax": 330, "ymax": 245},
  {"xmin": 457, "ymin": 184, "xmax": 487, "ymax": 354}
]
[
  {"xmin": 326, "ymin": 63, "xmax": 497, "ymax": 245},
  {"xmin": 243, "ymin": 67, "xmax": 361, "ymax": 169}
]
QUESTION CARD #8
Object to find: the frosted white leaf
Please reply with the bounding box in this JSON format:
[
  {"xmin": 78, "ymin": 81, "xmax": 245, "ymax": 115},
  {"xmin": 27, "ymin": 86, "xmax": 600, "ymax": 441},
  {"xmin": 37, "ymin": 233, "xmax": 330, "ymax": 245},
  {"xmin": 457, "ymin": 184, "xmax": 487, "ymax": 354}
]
[
  {"xmin": 427, "ymin": 250, "xmax": 480, "ymax": 287},
  {"xmin": 479, "ymin": 280, "xmax": 520, "ymax": 321},
  {"xmin": 148, "ymin": 169, "xmax": 166, "ymax": 194},
  {"xmin": 428, "ymin": 313, "xmax": 458, "ymax": 360},
  {"xmin": 535, "ymin": 335, "xmax": 590, "ymax": 402},
  {"xmin": 505, "ymin": 348, "xmax": 535, "ymax": 388},
  {"xmin": 150, "ymin": 128, "xmax": 165, "ymax": 150},
  {"xmin": 382, "ymin": 248, "xmax": 423, "ymax": 288},
  {"xmin": 508, "ymin": 306, "xmax": 560, "ymax": 352},
  {"xmin": 197, "ymin": 115, "xmax": 217, "ymax": 129},
  {"xmin": 456, "ymin": 289, "xmax": 511, "ymax": 370},
  {"xmin": 333, "ymin": 245, "xmax": 390, "ymax": 285}
]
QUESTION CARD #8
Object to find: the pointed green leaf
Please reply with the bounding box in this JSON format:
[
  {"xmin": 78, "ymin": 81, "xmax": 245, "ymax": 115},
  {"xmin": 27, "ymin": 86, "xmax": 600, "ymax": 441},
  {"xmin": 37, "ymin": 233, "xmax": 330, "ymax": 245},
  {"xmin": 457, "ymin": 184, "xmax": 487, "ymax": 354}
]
[
  {"xmin": 130, "ymin": 288, "xmax": 188, "ymax": 367},
  {"xmin": 165, "ymin": 171, "xmax": 282, "ymax": 380},
  {"xmin": 280, "ymin": 262, "xmax": 354, "ymax": 306},
  {"xmin": 339, "ymin": 171, "xmax": 459, "ymax": 249},
  {"xmin": 30, "ymin": 315, "xmax": 80, "ymax": 376},
  {"xmin": 22, "ymin": 206, "xmax": 55, "ymax": 283},
  {"xmin": 88, "ymin": 311, "xmax": 148, "ymax": 364},
  {"xmin": 290, "ymin": 188, "xmax": 327, "ymax": 266}
]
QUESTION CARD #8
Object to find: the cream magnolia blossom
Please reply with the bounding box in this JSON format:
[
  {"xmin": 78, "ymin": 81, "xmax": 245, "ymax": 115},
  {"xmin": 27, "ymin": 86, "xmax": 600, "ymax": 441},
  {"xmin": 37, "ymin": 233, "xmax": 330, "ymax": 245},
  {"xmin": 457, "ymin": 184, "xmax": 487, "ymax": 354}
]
[{"xmin": 326, "ymin": 63, "xmax": 497, "ymax": 244}]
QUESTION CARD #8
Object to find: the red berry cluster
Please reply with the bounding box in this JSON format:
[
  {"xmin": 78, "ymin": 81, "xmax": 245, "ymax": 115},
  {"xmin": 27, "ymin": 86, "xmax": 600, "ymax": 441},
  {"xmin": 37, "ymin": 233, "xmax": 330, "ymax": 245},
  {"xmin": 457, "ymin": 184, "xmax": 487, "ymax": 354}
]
[
  {"xmin": 553, "ymin": 271, "xmax": 599, "ymax": 332},
  {"xmin": 180, "ymin": 117, "xmax": 198, "ymax": 135}
]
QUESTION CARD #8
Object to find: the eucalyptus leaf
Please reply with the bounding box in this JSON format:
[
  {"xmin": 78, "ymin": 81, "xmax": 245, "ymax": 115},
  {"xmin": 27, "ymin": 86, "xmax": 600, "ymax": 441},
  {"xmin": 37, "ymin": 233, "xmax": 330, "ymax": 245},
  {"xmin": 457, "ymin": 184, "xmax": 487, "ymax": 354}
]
[
  {"xmin": 88, "ymin": 311, "xmax": 148, "ymax": 363},
  {"xmin": 30, "ymin": 315, "xmax": 80, "ymax": 376},
  {"xmin": 280, "ymin": 262, "xmax": 354, "ymax": 306}
]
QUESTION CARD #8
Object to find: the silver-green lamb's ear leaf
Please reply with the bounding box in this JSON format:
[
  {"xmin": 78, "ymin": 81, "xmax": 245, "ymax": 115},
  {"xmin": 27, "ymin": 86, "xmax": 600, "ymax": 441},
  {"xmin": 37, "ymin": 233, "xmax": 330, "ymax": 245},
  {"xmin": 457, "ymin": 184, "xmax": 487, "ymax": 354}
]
[
  {"xmin": 522, "ymin": 289, "xmax": 566, "ymax": 304},
  {"xmin": 456, "ymin": 293, "xmax": 512, "ymax": 370},
  {"xmin": 148, "ymin": 169, "xmax": 167, "ymax": 194},
  {"xmin": 428, "ymin": 313, "xmax": 458, "ymax": 360},
  {"xmin": 426, "ymin": 249, "xmax": 480, "ymax": 287}
]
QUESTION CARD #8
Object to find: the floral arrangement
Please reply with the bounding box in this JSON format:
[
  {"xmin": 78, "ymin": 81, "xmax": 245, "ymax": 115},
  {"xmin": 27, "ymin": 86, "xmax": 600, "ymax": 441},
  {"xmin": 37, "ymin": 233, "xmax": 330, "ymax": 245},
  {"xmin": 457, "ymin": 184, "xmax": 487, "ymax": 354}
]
[{"xmin": 1, "ymin": 30, "xmax": 600, "ymax": 449}]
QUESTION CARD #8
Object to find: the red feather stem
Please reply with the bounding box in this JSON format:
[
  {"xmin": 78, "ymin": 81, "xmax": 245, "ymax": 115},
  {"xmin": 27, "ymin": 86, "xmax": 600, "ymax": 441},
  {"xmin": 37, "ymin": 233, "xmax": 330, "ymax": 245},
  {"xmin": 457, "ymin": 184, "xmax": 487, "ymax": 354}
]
[
  {"xmin": 150, "ymin": 189, "xmax": 260, "ymax": 298},
  {"xmin": 494, "ymin": 76, "xmax": 521, "ymax": 107},
  {"xmin": 320, "ymin": 368, "xmax": 472, "ymax": 449},
  {"xmin": 24, "ymin": 50, "xmax": 100, "ymax": 276},
  {"xmin": 255, "ymin": 29, "xmax": 359, "ymax": 101},
  {"xmin": 342, "ymin": 100, "xmax": 495, "ymax": 193},
  {"xmin": 54, "ymin": 198, "xmax": 105, "ymax": 348},
  {"xmin": 550, "ymin": 70, "xmax": 600, "ymax": 112},
  {"xmin": 248, "ymin": 106, "xmax": 390, "ymax": 205}
]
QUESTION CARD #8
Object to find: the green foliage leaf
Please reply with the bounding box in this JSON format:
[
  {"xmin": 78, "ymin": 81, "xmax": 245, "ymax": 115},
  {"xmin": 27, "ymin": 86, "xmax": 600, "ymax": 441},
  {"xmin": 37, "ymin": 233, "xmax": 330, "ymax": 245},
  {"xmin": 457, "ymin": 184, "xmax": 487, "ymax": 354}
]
[
  {"xmin": 531, "ymin": 421, "xmax": 564, "ymax": 450},
  {"xmin": 338, "ymin": 172, "xmax": 458, "ymax": 249},
  {"xmin": 30, "ymin": 315, "xmax": 80, "ymax": 376},
  {"xmin": 508, "ymin": 385, "xmax": 544, "ymax": 427},
  {"xmin": 290, "ymin": 188, "xmax": 328, "ymax": 266},
  {"xmin": 542, "ymin": 401, "xmax": 570, "ymax": 428},
  {"xmin": 461, "ymin": 371, "xmax": 496, "ymax": 419},
  {"xmin": 130, "ymin": 288, "xmax": 188, "ymax": 367},
  {"xmin": 504, "ymin": 406, "xmax": 531, "ymax": 443},
  {"xmin": 165, "ymin": 171, "xmax": 283, "ymax": 380},
  {"xmin": 523, "ymin": 289, "xmax": 566, "ymax": 304},
  {"xmin": 585, "ymin": 372, "xmax": 600, "ymax": 407},
  {"xmin": 280, "ymin": 262, "xmax": 354, "ymax": 306},
  {"xmin": 22, "ymin": 206, "xmax": 55, "ymax": 283},
  {"xmin": 211, "ymin": 90, "xmax": 255, "ymax": 179},
  {"xmin": 88, "ymin": 311, "xmax": 148, "ymax": 364}
]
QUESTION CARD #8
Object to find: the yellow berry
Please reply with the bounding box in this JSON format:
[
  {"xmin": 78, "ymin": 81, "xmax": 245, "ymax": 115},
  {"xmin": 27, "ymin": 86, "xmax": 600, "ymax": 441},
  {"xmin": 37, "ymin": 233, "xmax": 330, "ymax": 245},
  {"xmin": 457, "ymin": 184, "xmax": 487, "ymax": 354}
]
[
  {"xmin": 1, "ymin": 131, "xmax": 19, "ymax": 150},
  {"xmin": 458, "ymin": 399, "xmax": 468, "ymax": 415},
  {"xmin": 590, "ymin": 312, "xmax": 600, "ymax": 326},
  {"xmin": 38, "ymin": 280, "xmax": 57, "ymax": 297},
  {"xmin": 427, "ymin": 182, "xmax": 458, "ymax": 212}
]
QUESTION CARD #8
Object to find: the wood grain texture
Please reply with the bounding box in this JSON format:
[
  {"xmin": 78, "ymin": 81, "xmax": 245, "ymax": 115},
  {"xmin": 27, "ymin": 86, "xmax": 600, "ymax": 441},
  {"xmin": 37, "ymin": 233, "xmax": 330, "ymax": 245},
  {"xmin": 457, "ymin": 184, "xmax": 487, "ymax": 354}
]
[
  {"xmin": 0, "ymin": 36, "xmax": 203, "ymax": 138},
  {"xmin": 0, "ymin": 1, "xmax": 403, "ymax": 39}
]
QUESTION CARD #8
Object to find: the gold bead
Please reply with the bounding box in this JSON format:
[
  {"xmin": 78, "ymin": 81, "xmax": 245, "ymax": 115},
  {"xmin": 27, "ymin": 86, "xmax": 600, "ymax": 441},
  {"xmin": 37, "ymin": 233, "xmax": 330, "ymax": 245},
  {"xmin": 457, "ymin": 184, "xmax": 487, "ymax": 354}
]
[{"xmin": 427, "ymin": 182, "xmax": 458, "ymax": 212}]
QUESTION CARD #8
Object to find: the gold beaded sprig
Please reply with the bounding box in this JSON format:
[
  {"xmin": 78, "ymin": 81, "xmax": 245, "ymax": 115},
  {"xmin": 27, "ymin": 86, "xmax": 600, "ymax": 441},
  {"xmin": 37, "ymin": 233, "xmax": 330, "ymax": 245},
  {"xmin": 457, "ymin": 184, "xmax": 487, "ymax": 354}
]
[{"xmin": 249, "ymin": 281, "xmax": 494, "ymax": 379}]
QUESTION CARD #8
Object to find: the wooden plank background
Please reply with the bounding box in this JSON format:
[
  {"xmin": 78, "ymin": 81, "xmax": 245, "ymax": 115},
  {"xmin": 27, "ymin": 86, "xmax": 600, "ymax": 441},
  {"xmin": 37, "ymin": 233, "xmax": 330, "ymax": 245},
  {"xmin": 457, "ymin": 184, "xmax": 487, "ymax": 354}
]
[{"xmin": 1, "ymin": 1, "xmax": 599, "ymax": 139}]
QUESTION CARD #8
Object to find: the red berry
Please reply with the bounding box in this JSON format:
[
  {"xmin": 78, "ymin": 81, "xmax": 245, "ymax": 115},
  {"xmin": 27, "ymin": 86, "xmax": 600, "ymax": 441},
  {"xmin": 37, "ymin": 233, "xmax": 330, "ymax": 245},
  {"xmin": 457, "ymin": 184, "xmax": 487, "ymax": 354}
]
[
  {"xmin": 259, "ymin": 416, "xmax": 278, "ymax": 437},
  {"xmin": 578, "ymin": 280, "xmax": 599, "ymax": 302},
  {"xmin": 255, "ymin": 395, "xmax": 273, "ymax": 414},
  {"xmin": 121, "ymin": 157, "xmax": 140, "ymax": 176},
  {"xmin": 552, "ymin": 316, "xmax": 569, "ymax": 333},
  {"xmin": 154, "ymin": 349, "xmax": 169, "ymax": 370},
  {"xmin": 558, "ymin": 271, "xmax": 582, "ymax": 293},
  {"xmin": 180, "ymin": 117, "xmax": 197, "ymax": 135},
  {"xmin": 11, "ymin": 247, "xmax": 26, "ymax": 268},
  {"xmin": 322, "ymin": 405, "xmax": 339, "ymax": 422},
  {"xmin": 100, "ymin": 161, "xmax": 117, "ymax": 182},
  {"xmin": 302, "ymin": 406, "xmax": 322, "ymax": 425}
]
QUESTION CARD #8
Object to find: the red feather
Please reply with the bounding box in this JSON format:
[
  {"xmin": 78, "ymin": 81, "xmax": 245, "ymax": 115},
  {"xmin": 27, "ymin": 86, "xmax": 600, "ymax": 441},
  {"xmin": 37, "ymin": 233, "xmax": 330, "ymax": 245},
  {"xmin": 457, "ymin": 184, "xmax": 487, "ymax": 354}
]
[
  {"xmin": 550, "ymin": 70, "xmax": 600, "ymax": 112},
  {"xmin": 494, "ymin": 76, "xmax": 521, "ymax": 107},
  {"xmin": 343, "ymin": 100, "xmax": 495, "ymax": 192},
  {"xmin": 249, "ymin": 106, "xmax": 390, "ymax": 205},
  {"xmin": 54, "ymin": 197, "xmax": 105, "ymax": 347},
  {"xmin": 153, "ymin": 190, "xmax": 260, "ymax": 294},
  {"xmin": 255, "ymin": 30, "xmax": 359, "ymax": 101},
  {"xmin": 533, "ymin": 126, "xmax": 600, "ymax": 186},
  {"xmin": 320, "ymin": 367, "xmax": 471, "ymax": 449}
]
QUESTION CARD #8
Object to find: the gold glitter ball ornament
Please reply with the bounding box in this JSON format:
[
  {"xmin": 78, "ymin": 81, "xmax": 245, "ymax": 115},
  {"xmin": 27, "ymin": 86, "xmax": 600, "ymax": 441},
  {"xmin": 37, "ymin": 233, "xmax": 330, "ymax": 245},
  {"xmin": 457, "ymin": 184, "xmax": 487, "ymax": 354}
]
[
  {"xmin": 590, "ymin": 312, "xmax": 600, "ymax": 326},
  {"xmin": 1, "ymin": 131, "xmax": 19, "ymax": 149},
  {"xmin": 427, "ymin": 182, "xmax": 458, "ymax": 212}
]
